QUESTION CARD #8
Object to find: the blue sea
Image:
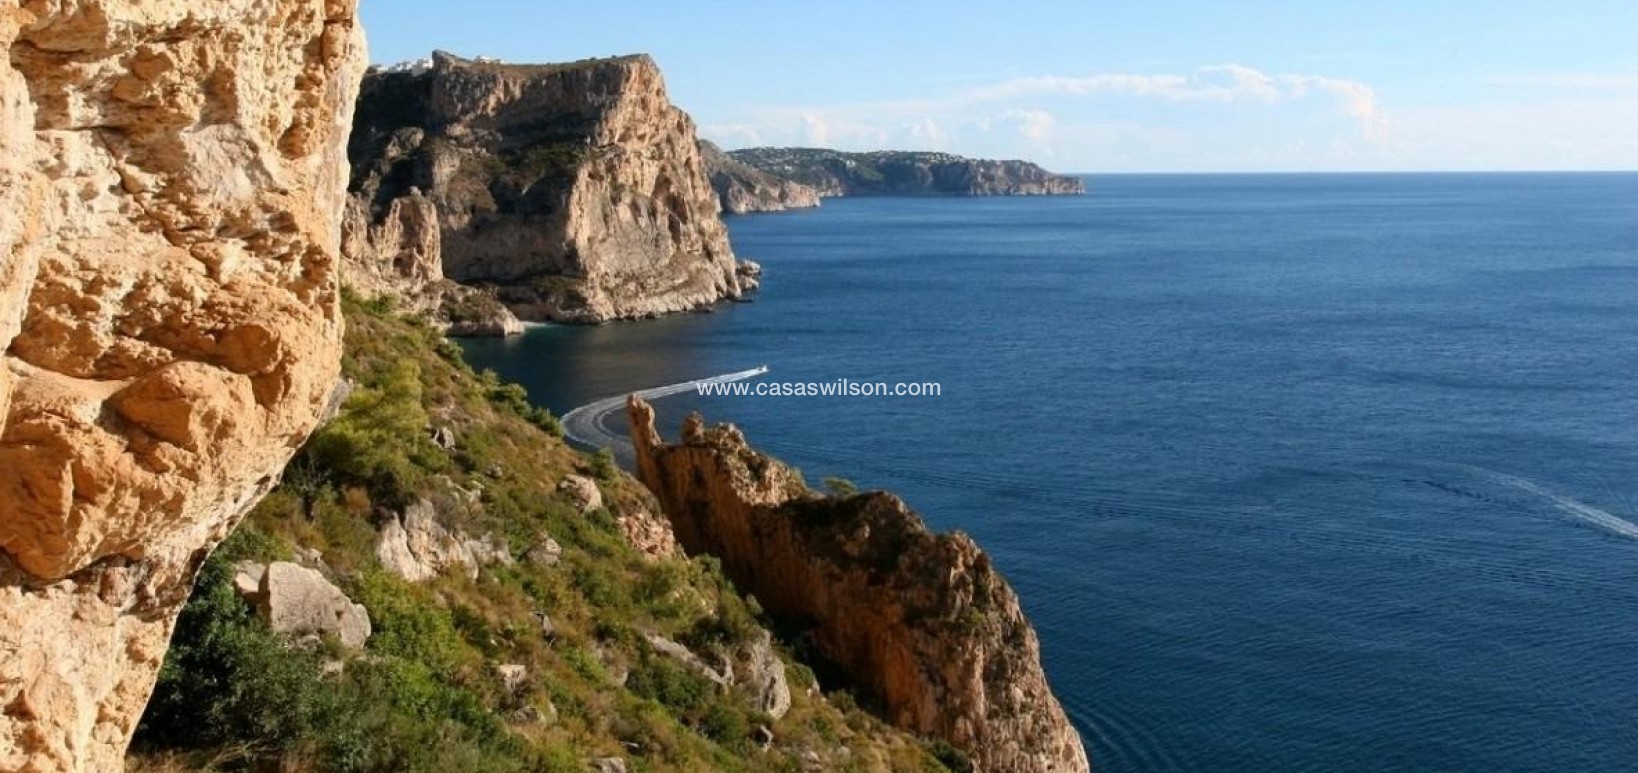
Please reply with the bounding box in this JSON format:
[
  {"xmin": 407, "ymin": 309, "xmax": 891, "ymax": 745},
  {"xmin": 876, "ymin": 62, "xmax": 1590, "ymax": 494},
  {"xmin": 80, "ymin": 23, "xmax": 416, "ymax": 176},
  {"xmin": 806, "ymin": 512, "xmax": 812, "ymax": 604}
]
[{"xmin": 463, "ymin": 173, "xmax": 1638, "ymax": 772}]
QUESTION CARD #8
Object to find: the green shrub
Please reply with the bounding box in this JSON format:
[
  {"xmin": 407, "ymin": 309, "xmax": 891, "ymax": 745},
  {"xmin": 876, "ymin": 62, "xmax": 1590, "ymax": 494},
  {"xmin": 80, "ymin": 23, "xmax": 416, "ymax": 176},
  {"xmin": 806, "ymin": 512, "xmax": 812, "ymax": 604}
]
[
  {"xmin": 483, "ymin": 376, "xmax": 564, "ymax": 437},
  {"xmin": 351, "ymin": 571, "xmax": 466, "ymax": 672},
  {"xmin": 700, "ymin": 702, "xmax": 752, "ymax": 748},
  {"xmin": 304, "ymin": 359, "xmax": 441, "ymax": 502},
  {"xmin": 591, "ymin": 448, "xmax": 619, "ymax": 482},
  {"xmin": 139, "ymin": 552, "xmax": 328, "ymax": 754},
  {"xmin": 926, "ymin": 739, "xmax": 974, "ymax": 773},
  {"xmin": 627, "ymin": 655, "xmax": 712, "ymax": 714},
  {"xmin": 822, "ymin": 476, "xmax": 860, "ymax": 497}
]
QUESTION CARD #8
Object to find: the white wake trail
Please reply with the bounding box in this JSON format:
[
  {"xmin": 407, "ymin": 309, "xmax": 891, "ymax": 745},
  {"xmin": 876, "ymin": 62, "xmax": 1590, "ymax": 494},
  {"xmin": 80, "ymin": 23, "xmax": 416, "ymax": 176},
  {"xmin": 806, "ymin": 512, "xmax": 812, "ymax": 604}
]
[
  {"xmin": 1467, "ymin": 466, "xmax": 1638, "ymax": 540},
  {"xmin": 560, "ymin": 366, "xmax": 770, "ymax": 459}
]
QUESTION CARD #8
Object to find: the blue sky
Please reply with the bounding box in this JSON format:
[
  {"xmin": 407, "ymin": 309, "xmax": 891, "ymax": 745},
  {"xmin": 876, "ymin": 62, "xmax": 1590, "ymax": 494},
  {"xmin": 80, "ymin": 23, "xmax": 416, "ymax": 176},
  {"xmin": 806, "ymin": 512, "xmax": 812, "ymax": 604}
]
[{"xmin": 361, "ymin": 1, "xmax": 1638, "ymax": 172}]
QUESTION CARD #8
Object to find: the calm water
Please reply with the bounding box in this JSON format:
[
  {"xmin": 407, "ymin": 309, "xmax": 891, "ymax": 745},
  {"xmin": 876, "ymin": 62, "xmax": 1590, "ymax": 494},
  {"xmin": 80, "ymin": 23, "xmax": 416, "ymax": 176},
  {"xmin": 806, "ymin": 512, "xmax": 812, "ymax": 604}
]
[{"xmin": 464, "ymin": 173, "xmax": 1638, "ymax": 772}]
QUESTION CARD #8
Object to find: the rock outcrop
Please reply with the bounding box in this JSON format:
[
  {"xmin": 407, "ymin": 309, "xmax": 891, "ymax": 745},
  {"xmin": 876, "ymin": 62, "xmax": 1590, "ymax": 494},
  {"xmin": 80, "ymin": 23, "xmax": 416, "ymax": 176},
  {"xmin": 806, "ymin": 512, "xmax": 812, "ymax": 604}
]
[
  {"xmin": 233, "ymin": 561, "xmax": 372, "ymax": 651},
  {"xmin": 698, "ymin": 140, "xmax": 821, "ymax": 214},
  {"xmin": 374, "ymin": 498, "xmax": 514, "ymax": 582},
  {"xmin": 346, "ymin": 51, "xmax": 753, "ymax": 324},
  {"xmin": 0, "ymin": 1, "xmax": 364, "ymax": 769},
  {"xmin": 642, "ymin": 629, "xmax": 792, "ymax": 720},
  {"xmin": 339, "ymin": 187, "xmax": 524, "ymax": 336},
  {"xmin": 727, "ymin": 147, "xmax": 1086, "ymax": 197},
  {"xmin": 557, "ymin": 474, "xmax": 603, "ymax": 513},
  {"xmin": 628, "ymin": 397, "xmax": 1089, "ymax": 773}
]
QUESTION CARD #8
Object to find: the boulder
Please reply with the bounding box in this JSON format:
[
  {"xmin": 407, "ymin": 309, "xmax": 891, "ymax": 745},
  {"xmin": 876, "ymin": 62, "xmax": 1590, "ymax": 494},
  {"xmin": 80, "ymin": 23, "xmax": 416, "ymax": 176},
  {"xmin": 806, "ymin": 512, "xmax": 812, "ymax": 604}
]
[
  {"xmin": 558, "ymin": 475, "xmax": 603, "ymax": 513},
  {"xmin": 494, "ymin": 664, "xmax": 528, "ymax": 695},
  {"xmin": 240, "ymin": 562, "xmax": 371, "ymax": 651},
  {"xmin": 525, "ymin": 536, "xmax": 563, "ymax": 567},
  {"xmin": 645, "ymin": 634, "xmax": 730, "ymax": 687}
]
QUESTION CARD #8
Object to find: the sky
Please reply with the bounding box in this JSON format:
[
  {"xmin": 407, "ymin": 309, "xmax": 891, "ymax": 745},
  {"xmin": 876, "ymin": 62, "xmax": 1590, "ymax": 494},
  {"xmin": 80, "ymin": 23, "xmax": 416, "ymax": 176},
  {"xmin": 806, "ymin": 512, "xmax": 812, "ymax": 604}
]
[{"xmin": 360, "ymin": 1, "xmax": 1638, "ymax": 173}]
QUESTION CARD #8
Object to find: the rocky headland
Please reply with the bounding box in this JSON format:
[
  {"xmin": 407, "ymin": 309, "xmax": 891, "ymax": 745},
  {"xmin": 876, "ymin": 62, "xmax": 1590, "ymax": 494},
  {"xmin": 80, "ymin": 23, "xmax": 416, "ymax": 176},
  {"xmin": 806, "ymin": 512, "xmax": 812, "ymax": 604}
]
[
  {"xmin": 629, "ymin": 397, "xmax": 1091, "ymax": 773},
  {"xmin": 726, "ymin": 146, "xmax": 1086, "ymax": 198},
  {"xmin": 345, "ymin": 51, "xmax": 754, "ymax": 324},
  {"xmin": 698, "ymin": 140, "xmax": 822, "ymax": 214}
]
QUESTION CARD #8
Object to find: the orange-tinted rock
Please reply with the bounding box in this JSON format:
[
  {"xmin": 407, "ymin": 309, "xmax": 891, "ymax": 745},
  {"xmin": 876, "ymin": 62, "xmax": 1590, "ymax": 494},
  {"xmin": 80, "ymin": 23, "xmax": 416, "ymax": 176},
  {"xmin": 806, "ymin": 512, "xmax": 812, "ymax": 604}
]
[
  {"xmin": 627, "ymin": 397, "xmax": 1089, "ymax": 773},
  {"xmin": 0, "ymin": 0, "xmax": 365, "ymax": 768}
]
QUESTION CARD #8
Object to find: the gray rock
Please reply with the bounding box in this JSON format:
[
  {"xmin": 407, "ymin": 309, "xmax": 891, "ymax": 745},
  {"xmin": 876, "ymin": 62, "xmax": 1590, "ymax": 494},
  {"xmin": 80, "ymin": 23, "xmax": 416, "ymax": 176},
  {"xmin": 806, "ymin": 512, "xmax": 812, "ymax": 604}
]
[
  {"xmin": 375, "ymin": 498, "xmax": 511, "ymax": 582},
  {"xmin": 525, "ymin": 536, "xmax": 563, "ymax": 567},
  {"xmin": 590, "ymin": 758, "xmax": 627, "ymax": 773},
  {"xmin": 231, "ymin": 562, "xmax": 265, "ymax": 599},
  {"xmin": 645, "ymin": 633, "xmax": 729, "ymax": 686},
  {"xmin": 495, "ymin": 664, "xmax": 528, "ymax": 695},
  {"xmin": 741, "ymin": 631, "xmax": 792, "ymax": 719},
  {"xmin": 429, "ymin": 425, "xmax": 456, "ymax": 450},
  {"xmin": 558, "ymin": 475, "xmax": 603, "ymax": 513},
  {"xmin": 239, "ymin": 561, "xmax": 371, "ymax": 651}
]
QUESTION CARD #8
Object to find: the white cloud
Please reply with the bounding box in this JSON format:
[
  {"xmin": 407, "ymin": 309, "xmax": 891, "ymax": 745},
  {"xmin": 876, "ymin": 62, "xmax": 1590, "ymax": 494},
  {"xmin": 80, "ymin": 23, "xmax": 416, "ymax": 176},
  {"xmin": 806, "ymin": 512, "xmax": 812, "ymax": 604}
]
[
  {"xmin": 1002, "ymin": 109, "xmax": 1056, "ymax": 143},
  {"xmin": 905, "ymin": 117, "xmax": 948, "ymax": 148},
  {"xmin": 701, "ymin": 123, "xmax": 765, "ymax": 147},
  {"xmin": 962, "ymin": 64, "xmax": 1385, "ymax": 140},
  {"xmin": 698, "ymin": 59, "xmax": 1638, "ymax": 171},
  {"xmin": 800, "ymin": 113, "xmax": 828, "ymax": 146}
]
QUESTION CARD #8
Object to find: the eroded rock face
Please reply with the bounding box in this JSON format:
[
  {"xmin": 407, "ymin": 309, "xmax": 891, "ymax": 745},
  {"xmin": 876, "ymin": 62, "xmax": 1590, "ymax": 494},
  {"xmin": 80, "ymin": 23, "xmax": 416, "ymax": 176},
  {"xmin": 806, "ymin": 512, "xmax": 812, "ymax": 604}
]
[
  {"xmin": 347, "ymin": 51, "xmax": 751, "ymax": 324},
  {"xmin": 628, "ymin": 397, "xmax": 1089, "ymax": 773},
  {"xmin": 338, "ymin": 186, "xmax": 524, "ymax": 337},
  {"xmin": 0, "ymin": 1, "xmax": 365, "ymax": 768},
  {"xmin": 698, "ymin": 140, "xmax": 821, "ymax": 214},
  {"xmin": 375, "ymin": 498, "xmax": 513, "ymax": 582}
]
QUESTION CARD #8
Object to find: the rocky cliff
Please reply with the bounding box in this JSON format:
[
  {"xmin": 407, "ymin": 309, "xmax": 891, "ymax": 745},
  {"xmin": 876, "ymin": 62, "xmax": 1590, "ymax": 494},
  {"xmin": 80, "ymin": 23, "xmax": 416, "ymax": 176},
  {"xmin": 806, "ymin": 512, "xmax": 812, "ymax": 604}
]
[
  {"xmin": 698, "ymin": 140, "xmax": 821, "ymax": 214},
  {"xmin": 728, "ymin": 147, "xmax": 1086, "ymax": 197},
  {"xmin": 346, "ymin": 52, "xmax": 752, "ymax": 324},
  {"xmin": 628, "ymin": 398, "xmax": 1091, "ymax": 773},
  {"xmin": 339, "ymin": 190, "xmax": 522, "ymax": 336},
  {"xmin": 0, "ymin": 0, "xmax": 364, "ymax": 769}
]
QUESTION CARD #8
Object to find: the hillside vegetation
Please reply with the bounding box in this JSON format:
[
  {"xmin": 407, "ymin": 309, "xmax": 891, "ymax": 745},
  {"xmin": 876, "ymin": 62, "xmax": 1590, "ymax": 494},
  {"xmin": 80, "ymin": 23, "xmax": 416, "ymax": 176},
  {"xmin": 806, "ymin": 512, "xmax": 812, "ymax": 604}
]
[{"xmin": 126, "ymin": 295, "xmax": 954, "ymax": 773}]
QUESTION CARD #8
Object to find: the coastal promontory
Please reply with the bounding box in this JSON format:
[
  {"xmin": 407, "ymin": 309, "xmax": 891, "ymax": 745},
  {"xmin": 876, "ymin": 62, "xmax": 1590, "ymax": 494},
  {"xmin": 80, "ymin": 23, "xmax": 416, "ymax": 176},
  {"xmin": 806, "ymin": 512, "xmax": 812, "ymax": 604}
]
[
  {"xmin": 346, "ymin": 52, "xmax": 753, "ymax": 324},
  {"xmin": 727, "ymin": 146, "xmax": 1086, "ymax": 198},
  {"xmin": 629, "ymin": 397, "xmax": 1092, "ymax": 773},
  {"xmin": 699, "ymin": 140, "xmax": 823, "ymax": 214}
]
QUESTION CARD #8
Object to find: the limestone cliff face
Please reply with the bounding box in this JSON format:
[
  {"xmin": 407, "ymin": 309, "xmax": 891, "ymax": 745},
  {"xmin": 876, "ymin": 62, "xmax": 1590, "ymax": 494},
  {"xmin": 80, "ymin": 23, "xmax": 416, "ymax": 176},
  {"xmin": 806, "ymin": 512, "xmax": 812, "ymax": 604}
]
[
  {"xmin": 347, "ymin": 52, "xmax": 749, "ymax": 324},
  {"xmin": 628, "ymin": 398, "xmax": 1089, "ymax": 773},
  {"xmin": 698, "ymin": 140, "xmax": 821, "ymax": 214},
  {"xmin": 729, "ymin": 147, "xmax": 1087, "ymax": 197},
  {"xmin": 0, "ymin": 1, "xmax": 364, "ymax": 769},
  {"xmin": 339, "ymin": 190, "xmax": 523, "ymax": 336}
]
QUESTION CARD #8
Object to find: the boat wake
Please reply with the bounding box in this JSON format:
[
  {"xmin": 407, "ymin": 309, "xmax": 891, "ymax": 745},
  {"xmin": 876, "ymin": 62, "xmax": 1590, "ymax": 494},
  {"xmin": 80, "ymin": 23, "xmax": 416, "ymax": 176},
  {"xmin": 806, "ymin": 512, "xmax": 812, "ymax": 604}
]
[
  {"xmin": 560, "ymin": 366, "xmax": 770, "ymax": 459},
  {"xmin": 1463, "ymin": 466, "xmax": 1638, "ymax": 541}
]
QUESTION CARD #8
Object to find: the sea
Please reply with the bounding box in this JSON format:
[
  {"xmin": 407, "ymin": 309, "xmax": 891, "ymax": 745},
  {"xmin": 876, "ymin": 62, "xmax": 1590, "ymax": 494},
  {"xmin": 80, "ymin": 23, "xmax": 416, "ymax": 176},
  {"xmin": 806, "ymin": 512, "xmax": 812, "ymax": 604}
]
[{"xmin": 462, "ymin": 173, "xmax": 1638, "ymax": 772}]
